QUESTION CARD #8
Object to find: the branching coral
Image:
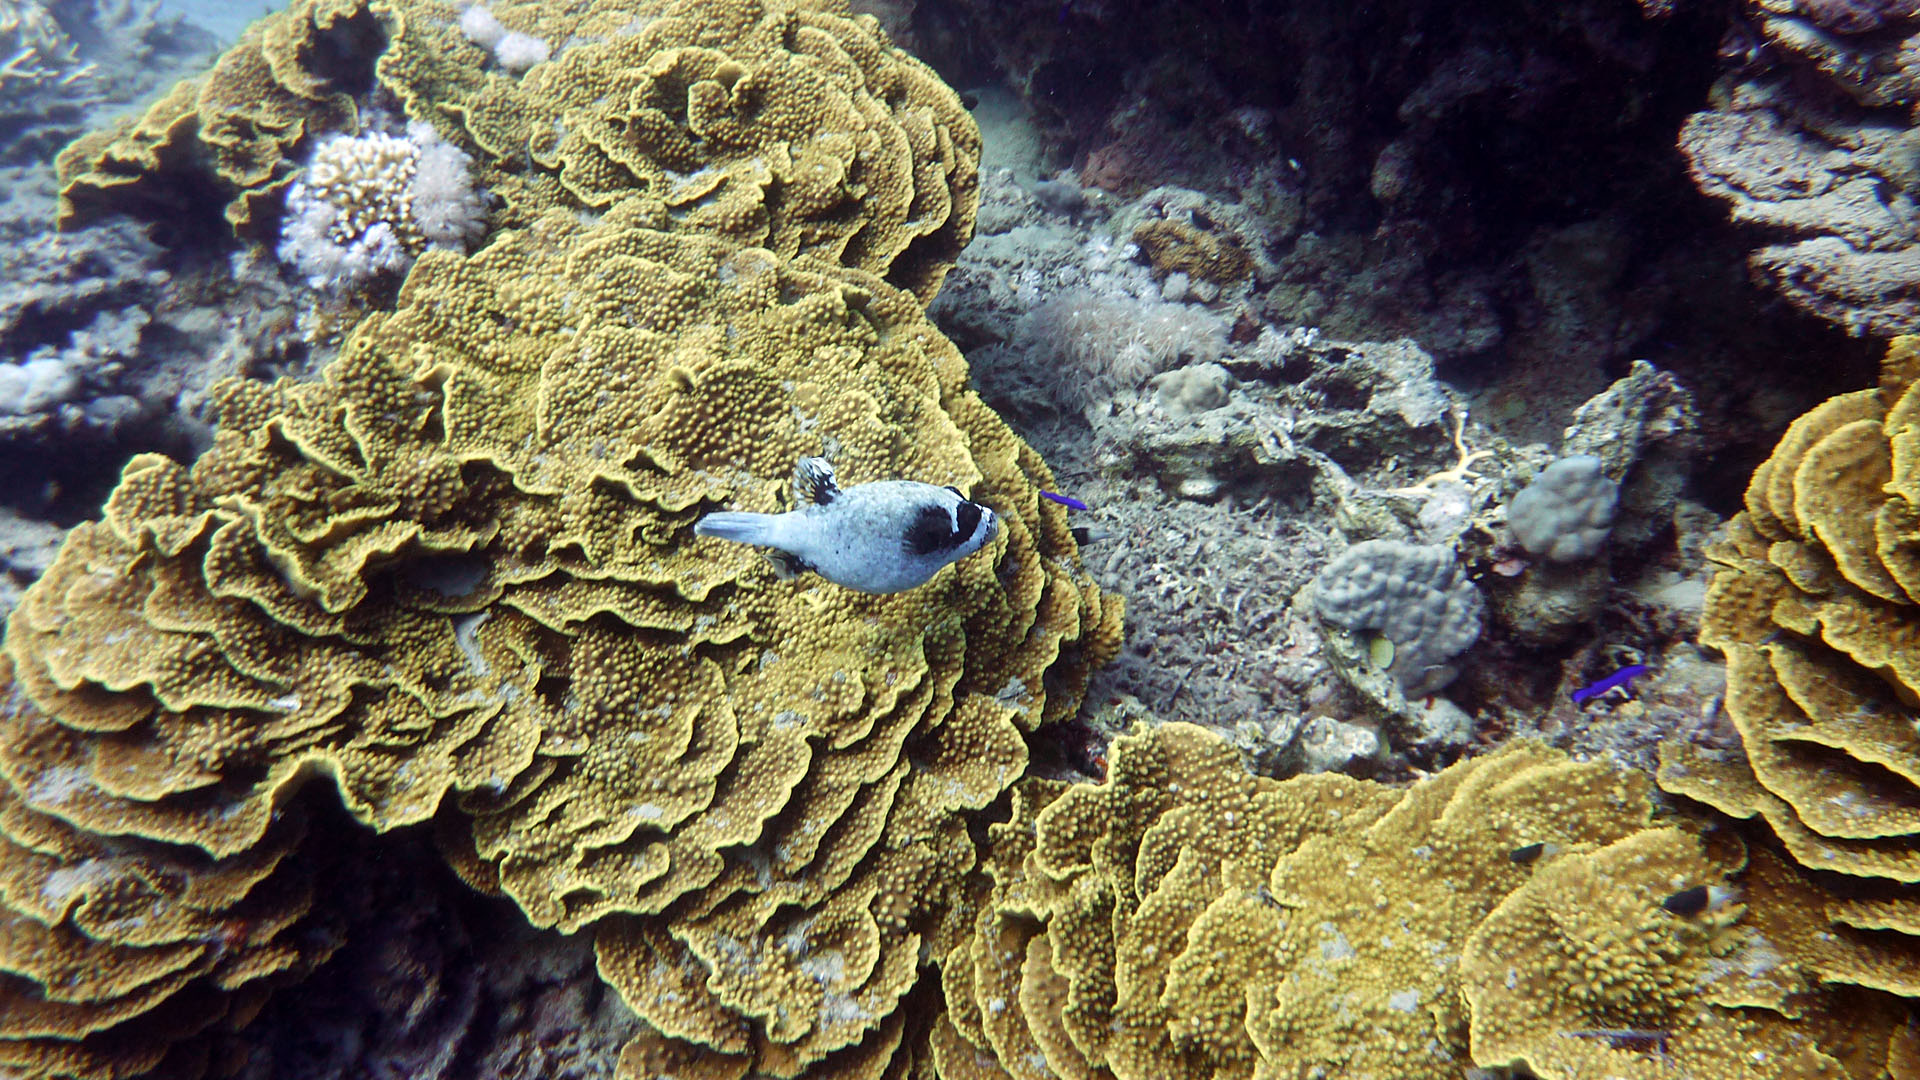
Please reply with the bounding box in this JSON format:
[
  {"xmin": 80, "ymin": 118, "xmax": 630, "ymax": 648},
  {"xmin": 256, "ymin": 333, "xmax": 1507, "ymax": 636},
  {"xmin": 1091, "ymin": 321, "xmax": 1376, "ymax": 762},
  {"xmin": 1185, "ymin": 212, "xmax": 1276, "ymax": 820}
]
[
  {"xmin": 0, "ymin": 673, "xmax": 338, "ymax": 1078},
  {"xmin": 276, "ymin": 120, "xmax": 489, "ymax": 290},
  {"xmin": 0, "ymin": 2, "xmax": 86, "ymax": 105}
]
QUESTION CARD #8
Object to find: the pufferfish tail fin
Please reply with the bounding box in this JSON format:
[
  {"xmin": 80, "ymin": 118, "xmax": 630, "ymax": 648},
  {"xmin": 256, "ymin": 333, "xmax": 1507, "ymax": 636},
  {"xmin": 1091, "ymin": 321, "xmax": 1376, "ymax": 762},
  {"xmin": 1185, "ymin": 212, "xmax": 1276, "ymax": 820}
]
[
  {"xmin": 794, "ymin": 456, "xmax": 840, "ymax": 507},
  {"xmin": 694, "ymin": 512, "xmax": 778, "ymax": 546}
]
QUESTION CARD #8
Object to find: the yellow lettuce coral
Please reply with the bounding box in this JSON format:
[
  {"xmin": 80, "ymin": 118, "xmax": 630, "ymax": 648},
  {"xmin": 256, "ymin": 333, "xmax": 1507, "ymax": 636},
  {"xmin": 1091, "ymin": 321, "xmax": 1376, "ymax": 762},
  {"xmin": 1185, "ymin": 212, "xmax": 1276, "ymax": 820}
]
[
  {"xmin": 381, "ymin": 0, "xmax": 980, "ymax": 301},
  {"xmin": 59, "ymin": 0, "xmax": 980, "ymax": 302},
  {"xmin": 0, "ymin": 191, "xmax": 1117, "ymax": 1078},
  {"xmin": 936, "ymin": 723, "xmax": 1916, "ymax": 1080},
  {"xmin": 21, "ymin": 2, "xmax": 1102, "ymax": 1076},
  {"xmin": 0, "ymin": 674, "xmax": 336, "ymax": 1078},
  {"xmin": 55, "ymin": 0, "xmax": 376, "ymax": 235},
  {"xmin": 1661, "ymin": 334, "xmax": 1920, "ymax": 901}
]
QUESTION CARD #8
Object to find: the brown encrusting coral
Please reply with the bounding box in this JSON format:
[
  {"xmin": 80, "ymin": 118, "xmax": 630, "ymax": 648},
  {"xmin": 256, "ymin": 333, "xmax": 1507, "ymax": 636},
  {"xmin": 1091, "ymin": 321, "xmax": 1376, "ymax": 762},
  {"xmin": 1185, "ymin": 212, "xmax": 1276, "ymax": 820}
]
[
  {"xmin": 1648, "ymin": 333, "xmax": 1920, "ymax": 1077},
  {"xmin": 53, "ymin": 0, "xmax": 378, "ymax": 237}
]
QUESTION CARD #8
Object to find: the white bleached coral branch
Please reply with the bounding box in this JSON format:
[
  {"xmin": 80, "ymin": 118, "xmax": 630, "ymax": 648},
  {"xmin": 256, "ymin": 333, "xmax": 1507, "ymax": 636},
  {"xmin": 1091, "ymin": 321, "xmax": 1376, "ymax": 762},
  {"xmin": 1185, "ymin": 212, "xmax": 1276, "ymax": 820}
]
[{"xmin": 276, "ymin": 120, "xmax": 490, "ymax": 291}]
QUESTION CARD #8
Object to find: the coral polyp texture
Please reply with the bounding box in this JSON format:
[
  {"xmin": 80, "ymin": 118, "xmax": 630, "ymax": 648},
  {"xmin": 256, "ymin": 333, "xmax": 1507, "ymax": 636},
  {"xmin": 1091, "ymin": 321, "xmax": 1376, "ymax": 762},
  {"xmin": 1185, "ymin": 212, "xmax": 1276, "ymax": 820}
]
[
  {"xmin": 57, "ymin": 0, "xmax": 981, "ymax": 303},
  {"xmin": 0, "ymin": 686, "xmax": 338, "ymax": 1079},
  {"xmin": 9, "ymin": 2, "xmax": 1112, "ymax": 1073},
  {"xmin": 0, "ymin": 185, "xmax": 1120, "ymax": 1075},
  {"xmin": 1662, "ymin": 338, "xmax": 1920, "ymax": 906},
  {"xmin": 1311, "ymin": 538, "xmax": 1484, "ymax": 695},
  {"xmin": 937, "ymin": 723, "xmax": 1919, "ymax": 1080},
  {"xmin": 53, "ymin": 0, "xmax": 379, "ymax": 234}
]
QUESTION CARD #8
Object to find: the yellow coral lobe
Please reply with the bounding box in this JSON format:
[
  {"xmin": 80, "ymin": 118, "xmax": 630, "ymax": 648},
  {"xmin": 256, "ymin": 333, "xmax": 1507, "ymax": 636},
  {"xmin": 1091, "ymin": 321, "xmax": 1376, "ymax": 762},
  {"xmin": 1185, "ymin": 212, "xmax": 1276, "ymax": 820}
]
[
  {"xmin": 20, "ymin": 1, "xmax": 1067, "ymax": 1074},
  {"xmin": 938, "ymin": 724, "xmax": 1912, "ymax": 1080},
  {"xmin": 60, "ymin": 0, "xmax": 980, "ymax": 301},
  {"xmin": 1670, "ymin": 337, "xmax": 1920, "ymax": 892},
  {"xmin": 3, "ymin": 196, "xmax": 1112, "ymax": 1080}
]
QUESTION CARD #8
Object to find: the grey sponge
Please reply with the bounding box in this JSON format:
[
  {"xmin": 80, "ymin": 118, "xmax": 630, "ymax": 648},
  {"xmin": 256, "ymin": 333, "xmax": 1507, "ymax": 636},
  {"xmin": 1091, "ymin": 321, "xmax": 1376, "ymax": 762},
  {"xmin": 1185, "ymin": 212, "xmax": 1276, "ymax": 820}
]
[
  {"xmin": 1507, "ymin": 455, "xmax": 1619, "ymax": 562},
  {"xmin": 1313, "ymin": 540, "xmax": 1484, "ymax": 696}
]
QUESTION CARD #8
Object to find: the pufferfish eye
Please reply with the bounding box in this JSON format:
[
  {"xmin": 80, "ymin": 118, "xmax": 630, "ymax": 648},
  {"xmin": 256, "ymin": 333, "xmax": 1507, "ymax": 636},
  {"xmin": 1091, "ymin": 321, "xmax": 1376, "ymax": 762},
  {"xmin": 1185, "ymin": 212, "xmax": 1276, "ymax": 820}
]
[{"xmin": 954, "ymin": 500, "xmax": 983, "ymax": 539}]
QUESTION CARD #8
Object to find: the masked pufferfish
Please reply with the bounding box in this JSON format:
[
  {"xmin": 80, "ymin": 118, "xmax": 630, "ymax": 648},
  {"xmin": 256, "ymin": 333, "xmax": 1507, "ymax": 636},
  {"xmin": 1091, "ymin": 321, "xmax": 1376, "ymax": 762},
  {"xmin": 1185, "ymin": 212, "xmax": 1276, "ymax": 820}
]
[{"xmin": 694, "ymin": 457, "xmax": 1001, "ymax": 593}]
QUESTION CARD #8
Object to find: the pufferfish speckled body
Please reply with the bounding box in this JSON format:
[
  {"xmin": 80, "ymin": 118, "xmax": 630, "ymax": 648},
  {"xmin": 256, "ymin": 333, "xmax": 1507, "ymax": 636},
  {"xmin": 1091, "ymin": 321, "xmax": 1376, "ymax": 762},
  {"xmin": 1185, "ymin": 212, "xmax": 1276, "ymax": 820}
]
[{"xmin": 693, "ymin": 457, "xmax": 1001, "ymax": 593}]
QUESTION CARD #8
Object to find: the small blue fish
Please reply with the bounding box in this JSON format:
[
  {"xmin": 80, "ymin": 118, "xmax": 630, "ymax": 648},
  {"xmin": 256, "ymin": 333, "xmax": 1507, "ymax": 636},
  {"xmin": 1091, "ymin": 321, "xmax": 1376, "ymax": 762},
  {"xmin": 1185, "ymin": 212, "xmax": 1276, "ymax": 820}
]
[
  {"xmin": 1041, "ymin": 490, "xmax": 1088, "ymax": 511},
  {"xmin": 1571, "ymin": 663, "xmax": 1650, "ymax": 705}
]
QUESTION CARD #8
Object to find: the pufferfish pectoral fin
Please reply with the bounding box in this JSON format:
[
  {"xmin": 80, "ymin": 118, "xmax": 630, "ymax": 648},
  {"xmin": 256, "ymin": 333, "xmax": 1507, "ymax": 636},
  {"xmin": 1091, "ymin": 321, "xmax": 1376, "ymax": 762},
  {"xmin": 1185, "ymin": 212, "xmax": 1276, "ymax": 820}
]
[
  {"xmin": 794, "ymin": 456, "xmax": 840, "ymax": 507},
  {"xmin": 764, "ymin": 548, "xmax": 814, "ymax": 580}
]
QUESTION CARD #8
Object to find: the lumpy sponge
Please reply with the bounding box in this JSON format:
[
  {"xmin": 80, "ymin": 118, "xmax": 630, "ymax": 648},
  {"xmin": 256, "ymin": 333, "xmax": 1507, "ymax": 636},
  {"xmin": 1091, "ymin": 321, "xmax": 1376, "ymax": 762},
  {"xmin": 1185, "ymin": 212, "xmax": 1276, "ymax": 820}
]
[
  {"xmin": 1506, "ymin": 454, "xmax": 1619, "ymax": 562},
  {"xmin": 1312, "ymin": 539, "xmax": 1484, "ymax": 695},
  {"xmin": 457, "ymin": 4, "xmax": 550, "ymax": 71}
]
